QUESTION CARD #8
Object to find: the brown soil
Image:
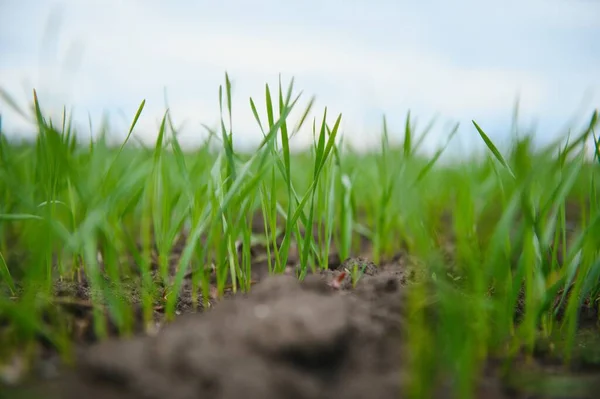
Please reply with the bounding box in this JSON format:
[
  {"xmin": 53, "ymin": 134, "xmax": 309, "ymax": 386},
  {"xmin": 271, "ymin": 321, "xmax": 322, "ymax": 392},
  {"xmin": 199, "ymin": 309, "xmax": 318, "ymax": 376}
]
[
  {"xmin": 2, "ymin": 206, "xmax": 600, "ymax": 399},
  {"xmin": 5, "ymin": 255, "xmax": 600, "ymax": 399},
  {"xmin": 5, "ymin": 258, "xmax": 498, "ymax": 399}
]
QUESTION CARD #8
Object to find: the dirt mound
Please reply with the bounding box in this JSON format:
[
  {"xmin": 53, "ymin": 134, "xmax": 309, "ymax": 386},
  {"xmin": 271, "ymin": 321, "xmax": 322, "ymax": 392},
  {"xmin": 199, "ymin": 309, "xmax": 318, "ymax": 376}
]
[
  {"xmin": 8, "ymin": 257, "xmax": 598, "ymax": 399},
  {"xmin": 42, "ymin": 269, "xmax": 411, "ymax": 399}
]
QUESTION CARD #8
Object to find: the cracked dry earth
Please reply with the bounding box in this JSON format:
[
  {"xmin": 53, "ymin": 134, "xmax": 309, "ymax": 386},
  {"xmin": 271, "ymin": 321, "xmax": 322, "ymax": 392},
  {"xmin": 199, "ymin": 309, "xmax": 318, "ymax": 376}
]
[{"xmin": 11, "ymin": 259, "xmax": 523, "ymax": 399}]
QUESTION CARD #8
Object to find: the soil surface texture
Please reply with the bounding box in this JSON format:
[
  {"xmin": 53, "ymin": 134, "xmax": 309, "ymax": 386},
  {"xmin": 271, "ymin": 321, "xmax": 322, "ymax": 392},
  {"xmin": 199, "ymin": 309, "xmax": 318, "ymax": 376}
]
[
  {"xmin": 8, "ymin": 256, "xmax": 600, "ymax": 399},
  {"xmin": 3, "ymin": 205, "xmax": 600, "ymax": 399}
]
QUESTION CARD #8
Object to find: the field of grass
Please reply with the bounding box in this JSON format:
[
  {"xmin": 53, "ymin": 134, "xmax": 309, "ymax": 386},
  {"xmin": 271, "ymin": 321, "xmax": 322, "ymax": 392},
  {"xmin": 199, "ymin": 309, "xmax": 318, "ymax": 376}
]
[{"xmin": 1, "ymin": 75, "xmax": 599, "ymax": 398}]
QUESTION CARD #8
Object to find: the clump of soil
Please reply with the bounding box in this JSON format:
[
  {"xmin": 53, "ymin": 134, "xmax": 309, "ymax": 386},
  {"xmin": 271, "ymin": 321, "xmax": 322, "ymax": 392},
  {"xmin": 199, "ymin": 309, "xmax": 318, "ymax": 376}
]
[
  {"xmin": 26, "ymin": 265, "xmax": 412, "ymax": 399},
  {"xmin": 14, "ymin": 257, "xmax": 597, "ymax": 399}
]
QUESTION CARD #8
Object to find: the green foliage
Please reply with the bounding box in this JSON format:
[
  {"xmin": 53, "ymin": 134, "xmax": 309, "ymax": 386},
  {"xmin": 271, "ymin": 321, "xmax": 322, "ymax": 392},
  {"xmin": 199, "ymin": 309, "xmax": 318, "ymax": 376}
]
[{"xmin": 0, "ymin": 76, "xmax": 598, "ymax": 399}]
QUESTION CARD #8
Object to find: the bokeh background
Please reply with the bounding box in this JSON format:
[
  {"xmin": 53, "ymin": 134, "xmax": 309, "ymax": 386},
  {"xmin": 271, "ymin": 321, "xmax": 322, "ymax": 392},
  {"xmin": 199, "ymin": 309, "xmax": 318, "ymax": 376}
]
[{"xmin": 1, "ymin": 0, "xmax": 599, "ymax": 155}]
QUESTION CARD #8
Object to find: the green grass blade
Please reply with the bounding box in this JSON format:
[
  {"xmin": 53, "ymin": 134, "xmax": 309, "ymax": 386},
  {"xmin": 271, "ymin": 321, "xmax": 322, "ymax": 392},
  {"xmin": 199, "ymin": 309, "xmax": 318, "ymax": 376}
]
[
  {"xmin": 0, "ymin": 87, "xmax": 30, "ymax": 120},
  {"xmin": 0, "ymin": 251, "xmax": 16, "ymax": 295},
  {"xmin": 404, "ymin": 110, "xmax": 412, "ymax": 158},
  {"xmin": 472, "ymin": 120, "xmax": 516, "ymax": 179}
]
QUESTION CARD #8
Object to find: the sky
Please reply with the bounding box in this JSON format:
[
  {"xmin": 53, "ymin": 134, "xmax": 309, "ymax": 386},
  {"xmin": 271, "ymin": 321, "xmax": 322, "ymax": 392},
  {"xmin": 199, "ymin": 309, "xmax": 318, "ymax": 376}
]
[{"xmin": 1, "ymin": 0, "xmax": 599, "ymax": 155}]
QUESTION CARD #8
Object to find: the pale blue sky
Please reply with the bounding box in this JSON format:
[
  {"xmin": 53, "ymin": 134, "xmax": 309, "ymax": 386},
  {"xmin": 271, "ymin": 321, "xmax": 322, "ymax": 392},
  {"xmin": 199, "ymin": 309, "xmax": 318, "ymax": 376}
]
[{"xmin": 1, "ymin": 0, "xmax": 599, "ymax": 154}]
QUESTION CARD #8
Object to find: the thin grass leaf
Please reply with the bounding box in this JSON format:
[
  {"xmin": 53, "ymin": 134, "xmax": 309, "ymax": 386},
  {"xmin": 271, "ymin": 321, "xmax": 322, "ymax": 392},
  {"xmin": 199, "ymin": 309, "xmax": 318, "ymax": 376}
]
[
  {"xmin": 412, "ymin": 113, "xmax": 439, "ymax": 153},
  {"xmin": 0, "ymin": 251, "xmax": 16, "ymax": 295},
  {"xmin": 412, "ymin": 123, "xmax": 459, "ymax": 186},
  {"xmin": 249, "ymin": 97, "xmax": 265, "ymax": 135},
  {"xmin": 0, "ymin": 213, "xmax": 44, "ymax": 221},
  {"xmin": 291, "ymin": 95, "xmax": 315, "ymax": 137},
  {"xmin": 404, "ymin": 111, "xmax": 412, "ymax": 158},
  {"xmin": 473, "ymin": 120, "xmax": 516, "ymax": 179},
  {"xmin": 0, "ymin": 87, "xmax": 30, "ymax": 120}
]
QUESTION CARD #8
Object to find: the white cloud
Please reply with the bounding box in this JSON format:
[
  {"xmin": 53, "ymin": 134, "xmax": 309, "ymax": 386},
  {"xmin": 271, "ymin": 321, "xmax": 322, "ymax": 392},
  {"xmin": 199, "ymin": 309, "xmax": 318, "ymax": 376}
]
[{"xmin": 1, "ymin": 0, "xmax": 598, "ymax": 155}]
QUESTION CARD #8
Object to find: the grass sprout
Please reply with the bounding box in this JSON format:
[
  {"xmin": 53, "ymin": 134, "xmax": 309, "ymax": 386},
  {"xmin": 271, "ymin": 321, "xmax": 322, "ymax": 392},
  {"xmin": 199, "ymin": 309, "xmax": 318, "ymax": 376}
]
[{"xmin": 0, "ymin": 75, "xmax": 598, "ymax": 398}]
